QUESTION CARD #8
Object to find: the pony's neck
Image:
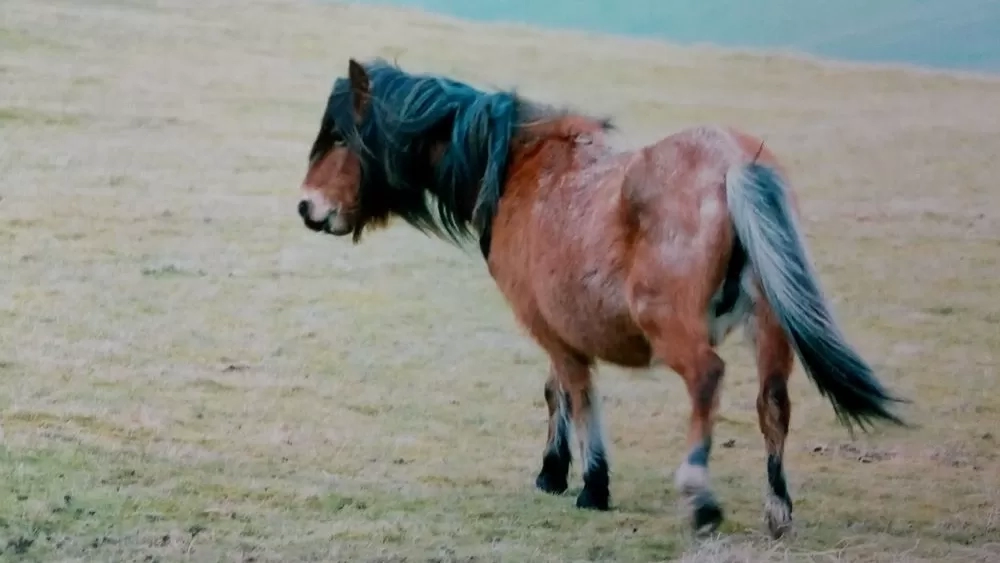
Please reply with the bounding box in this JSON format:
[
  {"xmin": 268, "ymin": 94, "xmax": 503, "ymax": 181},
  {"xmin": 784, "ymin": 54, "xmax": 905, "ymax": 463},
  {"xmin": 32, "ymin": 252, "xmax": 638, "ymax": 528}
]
[
  {"xmin": 400, "ymin": 112, "xmax": 611, "ymax": 257},
  {"xmin": 516, "ymin": 114, "xmax": 611, "ymax": 145},
  {"xmin": 505, "ymin": 115, "xmax": 613, "ymax": 182},
  {"xmin": 423, "ymin": 140, "xmax": 481, "ymax": 224},
  {"xmin": 420, "ymin": 113, "xmax": 610, "ymax": 217}
]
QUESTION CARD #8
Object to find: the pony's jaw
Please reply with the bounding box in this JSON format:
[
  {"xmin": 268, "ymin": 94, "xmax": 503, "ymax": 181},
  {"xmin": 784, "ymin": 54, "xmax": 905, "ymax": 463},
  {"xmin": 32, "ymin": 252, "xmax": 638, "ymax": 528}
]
[{"xmin": 324, "ymin": 215, "xmax": 353, "ymax": 236}]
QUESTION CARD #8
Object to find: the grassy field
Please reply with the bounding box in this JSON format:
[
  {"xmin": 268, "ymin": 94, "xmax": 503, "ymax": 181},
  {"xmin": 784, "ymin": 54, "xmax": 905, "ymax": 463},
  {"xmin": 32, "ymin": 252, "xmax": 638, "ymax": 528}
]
[{"xmin": 2, "ymin": 0, "xmax": 1000, "ymax": 561}]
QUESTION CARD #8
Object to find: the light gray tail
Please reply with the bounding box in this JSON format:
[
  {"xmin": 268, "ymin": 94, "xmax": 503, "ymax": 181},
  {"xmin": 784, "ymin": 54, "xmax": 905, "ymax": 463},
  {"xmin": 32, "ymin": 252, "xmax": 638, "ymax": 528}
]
[{"xmin": 725, "ymin": 162, "xmax": 908, "ymax": 433}]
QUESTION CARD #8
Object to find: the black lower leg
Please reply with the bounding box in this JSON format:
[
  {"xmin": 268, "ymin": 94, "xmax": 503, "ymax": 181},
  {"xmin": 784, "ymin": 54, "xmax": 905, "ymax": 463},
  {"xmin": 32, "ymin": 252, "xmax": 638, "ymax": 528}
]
[
  {"xmin": 536, "ymin": 420, "xmax": 571, "ymax": 494},
  {"xmin": 536, "ymin": 384, "xmax": 572, "ymax": 494},
  {"xmin": 576, "ymin": 448, "xmax": 610, "ymax": 510},
  {"xmin": 767, "ymin": 454, "xmax": 791, "ymax": 510},
  {"xmin": 573, "ymin": 388, "xmax": 610, "ymax": 511},
  {"xmin": 686, "ymin": 436, "xmax": 712, "ymax": 468}
]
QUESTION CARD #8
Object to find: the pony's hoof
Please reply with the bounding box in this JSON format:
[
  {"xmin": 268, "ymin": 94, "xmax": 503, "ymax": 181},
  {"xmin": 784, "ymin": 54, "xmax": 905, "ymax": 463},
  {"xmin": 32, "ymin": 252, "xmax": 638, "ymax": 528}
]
[
  {"xmin": 535, "ymin": 471, "xmax": 568, "ymax": 495},
  {"xmin": 691, "ymin": 492, "xmax": 724, "ymax": 536},
  {"xmin": 764, "ymin": 494, "xmax": 793, "ymax": 539},
  {"xmin": 575, "ymin": 486, "xmax": 610, "ymax": 511}
]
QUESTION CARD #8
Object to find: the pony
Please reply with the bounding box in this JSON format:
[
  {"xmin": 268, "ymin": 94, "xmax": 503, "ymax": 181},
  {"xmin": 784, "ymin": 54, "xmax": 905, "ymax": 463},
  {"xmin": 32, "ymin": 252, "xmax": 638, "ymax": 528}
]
[{"xmin": 295, "ymin": 57, "xmax": 908, "ymax": 538}]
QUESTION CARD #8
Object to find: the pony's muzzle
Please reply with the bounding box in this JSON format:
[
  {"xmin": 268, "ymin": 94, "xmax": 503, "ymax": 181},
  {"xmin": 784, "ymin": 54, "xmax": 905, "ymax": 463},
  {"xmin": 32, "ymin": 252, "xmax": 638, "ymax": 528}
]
[
  {"xmin": 298, "ymin": 199, "xmax": 327, "ymax": 232},
  {"xmin": 298, "ymin": 199, "xmax": 351, "ymax": 236}
]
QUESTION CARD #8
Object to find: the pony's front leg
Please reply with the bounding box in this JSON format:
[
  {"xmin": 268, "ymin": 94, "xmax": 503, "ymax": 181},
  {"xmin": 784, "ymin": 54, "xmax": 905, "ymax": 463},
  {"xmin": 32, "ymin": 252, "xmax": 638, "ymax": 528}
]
[
  {"xmin": 535, "ymin": 355, "xmax": 609, "ymax": 509},
  {"xmin": 535, "ymin": 370, "xmax": 572, "ymax": 495},
  {"xmin": 558, "ymin": 354, "xmax": 609, "ymax": 510}
]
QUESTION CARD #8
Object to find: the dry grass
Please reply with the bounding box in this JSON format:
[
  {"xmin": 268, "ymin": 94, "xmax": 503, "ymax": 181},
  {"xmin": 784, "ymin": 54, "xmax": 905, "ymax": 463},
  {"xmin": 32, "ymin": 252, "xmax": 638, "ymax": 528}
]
[{"xmin": 2, "ymin": 0, "xmax": 1000, "ymax": 561}]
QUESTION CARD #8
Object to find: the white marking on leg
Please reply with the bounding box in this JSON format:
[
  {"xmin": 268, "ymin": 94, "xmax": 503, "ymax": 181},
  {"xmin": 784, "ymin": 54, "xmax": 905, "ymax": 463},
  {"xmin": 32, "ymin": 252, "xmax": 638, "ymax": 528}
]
[
  {"xmin": 764, "ymin": 490, "xmax": 793, "ymax": 537},
  {"xmin": 674, "ymin": 461, "xmax": 709, "ymax": 495},
  {"xmin": 548, "ymin": 391, "xmax": 571, "ymax": 455},
  {"xmin": 579, "ymin": 389, "xmax": 607, "ymax": 474}
]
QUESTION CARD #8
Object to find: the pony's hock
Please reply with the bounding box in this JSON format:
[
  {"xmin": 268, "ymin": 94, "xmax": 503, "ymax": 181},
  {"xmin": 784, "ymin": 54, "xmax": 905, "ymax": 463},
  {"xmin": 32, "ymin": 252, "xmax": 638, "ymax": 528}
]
[{"xmin": 296, "ymin": 58, "xmax": 909, "ymax": 539}]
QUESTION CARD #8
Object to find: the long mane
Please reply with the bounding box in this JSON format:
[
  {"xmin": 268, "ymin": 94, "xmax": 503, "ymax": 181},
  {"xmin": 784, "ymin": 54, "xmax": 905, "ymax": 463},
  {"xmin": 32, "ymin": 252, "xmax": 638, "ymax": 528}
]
[{"xmin": 317, "ymin": 58, "xmax": 613, "ymax": 246}]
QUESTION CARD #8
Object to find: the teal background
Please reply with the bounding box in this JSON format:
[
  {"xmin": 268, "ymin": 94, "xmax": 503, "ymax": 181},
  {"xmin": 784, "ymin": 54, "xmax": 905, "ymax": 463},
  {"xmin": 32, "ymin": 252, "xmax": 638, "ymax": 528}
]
[{"xmin": 343, "ymin": 0, "xmax": 1000, "ymax": 73}]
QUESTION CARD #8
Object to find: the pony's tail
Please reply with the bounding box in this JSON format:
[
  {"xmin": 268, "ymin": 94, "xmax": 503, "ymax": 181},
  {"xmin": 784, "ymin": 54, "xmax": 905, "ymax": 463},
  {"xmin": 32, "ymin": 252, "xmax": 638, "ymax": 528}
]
[{"xmin": 725, "ymin": 162, "xmax": 909, "ymax": 433}]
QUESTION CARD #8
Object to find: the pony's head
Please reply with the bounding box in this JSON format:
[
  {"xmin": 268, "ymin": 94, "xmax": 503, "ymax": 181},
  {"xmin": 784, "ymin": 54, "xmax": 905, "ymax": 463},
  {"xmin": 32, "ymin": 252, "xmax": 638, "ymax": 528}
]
[
  {"xmin": 297, "ymin": 58, "xmax": 613, "ymax": 246},
  {"xmin": 297, "ymin": 59, "xmax": 373, "ymax": 239}
]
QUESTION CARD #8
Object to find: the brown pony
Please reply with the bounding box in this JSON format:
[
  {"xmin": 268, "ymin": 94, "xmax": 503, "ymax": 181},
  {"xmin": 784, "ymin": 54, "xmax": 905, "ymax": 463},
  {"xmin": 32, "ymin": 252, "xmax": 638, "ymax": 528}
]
[{"xmin": 296, "ymin": 58, "xmax": 908, "ymax": 538}]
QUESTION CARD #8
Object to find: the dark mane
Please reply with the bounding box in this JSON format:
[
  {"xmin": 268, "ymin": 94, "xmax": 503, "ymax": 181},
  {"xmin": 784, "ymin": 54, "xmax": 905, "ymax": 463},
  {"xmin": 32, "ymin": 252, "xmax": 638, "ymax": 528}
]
[{"xmin": 312, "ymin": 58, "xmax": 614, "ymax": 246}]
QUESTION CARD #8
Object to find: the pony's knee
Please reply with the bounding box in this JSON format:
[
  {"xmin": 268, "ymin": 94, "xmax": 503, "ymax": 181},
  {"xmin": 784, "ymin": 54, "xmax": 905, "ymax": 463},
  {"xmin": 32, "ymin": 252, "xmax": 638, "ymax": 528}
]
[
  {"xmin": 543, "ymin": 374, "xmax": 562, "ymax": 414},
  {"xmin": 543, "ymin": 378, "xmax": 556, "ymax": 405}
]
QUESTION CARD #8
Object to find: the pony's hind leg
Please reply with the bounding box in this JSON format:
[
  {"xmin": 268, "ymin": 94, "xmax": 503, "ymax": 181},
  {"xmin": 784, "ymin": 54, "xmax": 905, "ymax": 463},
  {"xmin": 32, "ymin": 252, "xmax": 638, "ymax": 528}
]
[
  {"xmin": 536, "ymin": 371, "xmax": 572, "ymax": 494},
  {"xmin": 632, "ymin": 290, "xmax": 726, "ymax": 534},
  {"xmin": 750, "ymin": 299, "xmax": 795, "ymax": 538},
  {"xmin": 672, "ymin": 341, "xmax": 726, "ymax": 534}
]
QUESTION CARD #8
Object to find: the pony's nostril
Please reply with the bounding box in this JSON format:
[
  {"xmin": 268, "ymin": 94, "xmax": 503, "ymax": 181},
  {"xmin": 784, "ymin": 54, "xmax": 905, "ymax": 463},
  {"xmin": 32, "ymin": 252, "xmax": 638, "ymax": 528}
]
[{"xmin": 297, "ymin": 200, "xmax": 311, "ymax": 220}]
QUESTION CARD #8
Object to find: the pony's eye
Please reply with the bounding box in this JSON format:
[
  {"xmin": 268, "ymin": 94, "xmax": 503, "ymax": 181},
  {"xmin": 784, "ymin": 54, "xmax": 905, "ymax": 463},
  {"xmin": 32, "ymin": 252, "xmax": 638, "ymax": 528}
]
[{"xmin": 329, "ymin": 131, "xmax": 347, "ymax": 147}]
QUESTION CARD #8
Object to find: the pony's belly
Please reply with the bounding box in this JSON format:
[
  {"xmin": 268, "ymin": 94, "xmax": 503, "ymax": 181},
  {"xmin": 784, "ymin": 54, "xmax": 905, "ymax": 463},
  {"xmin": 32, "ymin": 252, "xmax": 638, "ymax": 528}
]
[
  {"xmin": 592, "ymin": 332, "xmax": 654, "ymax": 367},
  {"xmin": 540, "ymin": 291, "xmax": 653, "ymax": 368}
]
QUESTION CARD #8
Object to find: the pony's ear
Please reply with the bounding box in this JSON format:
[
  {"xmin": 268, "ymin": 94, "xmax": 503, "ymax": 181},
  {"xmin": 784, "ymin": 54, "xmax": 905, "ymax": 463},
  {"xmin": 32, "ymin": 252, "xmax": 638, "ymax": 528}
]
[{"xmin": 348, "ymin": 58, "xmax": 371, "ymax": 123}]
